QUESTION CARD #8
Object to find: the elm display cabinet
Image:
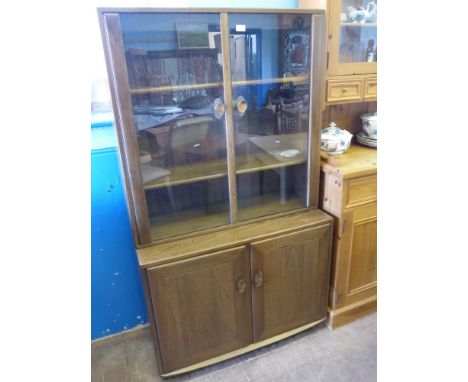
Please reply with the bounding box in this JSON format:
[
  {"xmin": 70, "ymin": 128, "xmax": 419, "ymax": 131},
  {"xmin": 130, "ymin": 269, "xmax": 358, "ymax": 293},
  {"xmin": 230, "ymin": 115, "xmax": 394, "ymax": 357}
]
[{"xmin": 98, "ymin": 7, "xmax": 331, "ymax": 376}]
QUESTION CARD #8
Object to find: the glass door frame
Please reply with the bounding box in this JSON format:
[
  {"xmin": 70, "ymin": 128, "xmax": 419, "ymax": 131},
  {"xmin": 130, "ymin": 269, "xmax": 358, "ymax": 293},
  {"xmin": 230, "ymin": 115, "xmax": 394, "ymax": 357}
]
[
  {"xmin": 99, "ymin": 8, "xmax": 326, "ymax": 246},
  {"xmin": 327, "ymin": 0, "xmax": 377, "ymax": 76}
]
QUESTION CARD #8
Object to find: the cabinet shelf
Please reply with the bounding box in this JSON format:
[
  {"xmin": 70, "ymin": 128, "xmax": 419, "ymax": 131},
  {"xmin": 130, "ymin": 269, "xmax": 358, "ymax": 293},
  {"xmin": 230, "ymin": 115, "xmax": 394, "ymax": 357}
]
[
  {"xmin": 149, "ymin": 193, "xmax": 306, "ymax": 241},
  {"xmin": 232, "ymin": 75, "xmax": 309, "ymax": 87},
  {"xmin": 130, "ymin": 75, "xmax": 310, "ymax": 95},
  {"xmin": 130, "ymin": 82, "xmax": 223, "ymax": 95},
  {"xmin": 143, "ymin": 152, "xmax": 306, "ymax": 191},
  {"xmin": 341, "ymin": 22, "xmax": 377, "ymax": 27}
]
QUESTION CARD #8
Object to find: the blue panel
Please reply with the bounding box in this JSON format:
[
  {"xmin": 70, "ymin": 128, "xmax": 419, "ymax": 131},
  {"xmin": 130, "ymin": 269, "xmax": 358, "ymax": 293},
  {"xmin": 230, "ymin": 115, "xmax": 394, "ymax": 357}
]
[{"xmin": 91, "ymin": 147, "xmax": 148, "ymax": 339}]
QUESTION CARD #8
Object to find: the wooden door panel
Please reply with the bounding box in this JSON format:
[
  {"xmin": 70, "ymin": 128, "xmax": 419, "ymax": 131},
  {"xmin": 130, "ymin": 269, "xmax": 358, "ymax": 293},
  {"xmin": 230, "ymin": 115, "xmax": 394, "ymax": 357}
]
[
  {"xmin": 348, "ymin": 218, "xmax": 377, "ymax": 293},
  {"xmin": 338, "ymin": 203, "xmax": 377, "ymax": 307},
  {"xmin": 147, "ymin": 246, "xmax": 252, "ymax": 373},
  {"xmin": 250, "ymin": 225, "xmax": 331, "ymax": 342}
]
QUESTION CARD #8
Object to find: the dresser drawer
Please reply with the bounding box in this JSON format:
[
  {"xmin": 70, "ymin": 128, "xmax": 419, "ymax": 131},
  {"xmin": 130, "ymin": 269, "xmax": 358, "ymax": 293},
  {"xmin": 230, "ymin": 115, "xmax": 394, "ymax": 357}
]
[
  {"xmin": 364, "ymin": 78, "xmax": 377, "ymax": 100},
  {"xmin": 345, "ymin": 175, "xmax": 377, "ymax": 207},
  {"xmin": 326, "ymin": 79, "xmax": 363, "ymax": 103}
]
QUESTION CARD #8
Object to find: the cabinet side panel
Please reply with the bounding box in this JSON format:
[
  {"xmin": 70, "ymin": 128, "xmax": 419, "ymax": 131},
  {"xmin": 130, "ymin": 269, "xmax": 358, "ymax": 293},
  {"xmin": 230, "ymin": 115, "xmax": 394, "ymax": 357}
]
[
  {"xmin": 101, "ymin": 13, "xmax": 152, "ymax": 244},
  {"xmin": 139, "ymin": 269, "xmax": 164, "ymax": 373},
  {"xmin": 307, "ymin": 13, "xmax": 326, "ymax": 208},
  {"xmin": 98, "ymin": 11, "xmax": 139, "ymax": 245}
]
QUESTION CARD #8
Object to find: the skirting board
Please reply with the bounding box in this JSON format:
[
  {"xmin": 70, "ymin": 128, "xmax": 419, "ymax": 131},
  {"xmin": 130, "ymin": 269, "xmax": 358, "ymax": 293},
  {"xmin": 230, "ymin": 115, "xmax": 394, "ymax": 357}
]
[
  {"xmin": 326, "ymin": 296, "xmax": 377, "ymax": 329},
  {"xmin": 163, "ymin": 317, "xmax": 327, "ymax": 377},
  {"xmin": 91, "ymin": 323, "xmax": 149, "ymax": 346}
]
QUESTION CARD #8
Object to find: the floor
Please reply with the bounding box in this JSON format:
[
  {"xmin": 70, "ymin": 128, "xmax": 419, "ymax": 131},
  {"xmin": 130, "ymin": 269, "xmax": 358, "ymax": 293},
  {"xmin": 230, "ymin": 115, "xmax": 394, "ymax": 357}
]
[{"xmin": 92, "ymin": 313, "xmax": 376, "ymax": 382}]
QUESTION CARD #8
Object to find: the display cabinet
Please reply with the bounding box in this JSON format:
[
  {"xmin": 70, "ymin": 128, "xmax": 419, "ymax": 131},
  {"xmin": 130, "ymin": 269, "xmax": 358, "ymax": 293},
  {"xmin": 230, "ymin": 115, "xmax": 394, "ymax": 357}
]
[
  {"xmin": 99, "ymin": 7, "xmax": 332, "ymax": 376},
  {"xmin": 325, "ymin": 0, "xmax": 377, "ymax": 104},
  {"xmin": 327, "ymin": 0, "xmax": 377, "ymax": 76},
  {"xmin": 300, "ymin": 0, "xmax": 377, "ymax": 104},
  {"xmin": 99, "ymin": 9, "xmax": 327, "ymax": 245}
]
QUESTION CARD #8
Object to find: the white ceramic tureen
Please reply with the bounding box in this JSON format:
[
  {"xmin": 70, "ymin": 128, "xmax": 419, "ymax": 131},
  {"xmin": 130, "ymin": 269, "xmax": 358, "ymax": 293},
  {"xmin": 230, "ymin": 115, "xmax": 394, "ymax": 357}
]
[
  {"xmin": 360, "ymin": 112, "xmax": 377, "ymax": 138},
  {"xmin": 321, "ymin": 122, "xmax": 353, "ymax": 155}
]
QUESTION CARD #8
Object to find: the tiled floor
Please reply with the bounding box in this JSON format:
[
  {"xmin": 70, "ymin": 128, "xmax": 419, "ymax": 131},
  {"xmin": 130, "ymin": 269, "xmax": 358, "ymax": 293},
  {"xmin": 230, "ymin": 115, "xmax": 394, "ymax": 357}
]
[{"xmin": 92, "ymin": 313, "xmax": 376, "ymax": 382}]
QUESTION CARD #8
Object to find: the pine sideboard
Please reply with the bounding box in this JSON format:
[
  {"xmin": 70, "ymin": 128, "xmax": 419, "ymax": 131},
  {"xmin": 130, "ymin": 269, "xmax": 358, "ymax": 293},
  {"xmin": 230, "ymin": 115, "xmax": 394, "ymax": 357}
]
[{"xmin": 320, "ymin": 145, "xmax": 377, "ymax": 328}]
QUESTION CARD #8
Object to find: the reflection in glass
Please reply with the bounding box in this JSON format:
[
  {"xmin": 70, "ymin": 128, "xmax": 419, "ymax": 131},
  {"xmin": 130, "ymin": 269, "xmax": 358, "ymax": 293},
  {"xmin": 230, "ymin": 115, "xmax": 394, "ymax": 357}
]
[
  {"xmin": 229, "ymin": 14, "xmax": 311, "ymax": 221},
  {"xmin": 119, "ymin": 13, "xmax": 229, "ymax": 240},
  {"xmin": 339, "ymin": 0, "xmax": 377, "ymax": 63}
]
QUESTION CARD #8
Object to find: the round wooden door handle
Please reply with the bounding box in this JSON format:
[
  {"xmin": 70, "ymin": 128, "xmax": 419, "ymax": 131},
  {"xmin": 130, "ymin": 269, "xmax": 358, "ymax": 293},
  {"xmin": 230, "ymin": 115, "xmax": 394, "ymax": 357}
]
[
  {"xmin": 234, "ymin": 96, "xmax": 248, "ymax": 116},
  {"xmin": 254, "ymin": 270, "xmax": 263, "ymax": 288},
  {"xmin": 236, "ymin": 276, "xmax": 247, "ymax": 294}
]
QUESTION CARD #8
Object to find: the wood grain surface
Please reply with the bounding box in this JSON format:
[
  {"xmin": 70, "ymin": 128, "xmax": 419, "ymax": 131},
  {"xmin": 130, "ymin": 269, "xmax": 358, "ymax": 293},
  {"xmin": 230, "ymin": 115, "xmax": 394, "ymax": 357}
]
[
  {"xmin": 147, "ymin": 246, "xmax": 252, "ymax": 372},
  {"xmin": 250, "ymin": 226, "xmax": 331, "ymax": 341},
  {"xmin": 138, "ymin": 209, "xmax": 332, "ymax": 268}
]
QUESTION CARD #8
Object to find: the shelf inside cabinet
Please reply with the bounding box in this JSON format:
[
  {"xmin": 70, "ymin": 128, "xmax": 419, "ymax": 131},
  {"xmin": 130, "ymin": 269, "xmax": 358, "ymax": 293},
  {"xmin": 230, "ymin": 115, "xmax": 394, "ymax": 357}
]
[
  {"xmin": 129, "ymin": 75, "xmax": 310, "ymax": 95},
  {"xmin": 143, "ymin": 152, "xmax": 306, "ymax": 191},
  {"xmin": 149, "ymin": 202, "xmax": 229, "ymax": 241},
  {"xmin": 232, "ymin": 75, "xmax": 309, "ymax": 88},
  {"xmin": 130, "ymin": 82, "xmax": 223, "ymax": 95},
  {"xmin": 143, "ymin": 159, "xmax": 227, "ymax": 190},
  {"xmin": 149, "ymin": 193, "xmax": 305, "ymax": 241},
  {"xmin": 237, "ymin": 194, "xmax": 305, "ymax": 221},
  {"xmin": 237, "ymin": 152, "xmax": 306, "ymax": 175},
  {"xmin": 341, "ymin": 23, "xmax": 377, "ymax": 27}
]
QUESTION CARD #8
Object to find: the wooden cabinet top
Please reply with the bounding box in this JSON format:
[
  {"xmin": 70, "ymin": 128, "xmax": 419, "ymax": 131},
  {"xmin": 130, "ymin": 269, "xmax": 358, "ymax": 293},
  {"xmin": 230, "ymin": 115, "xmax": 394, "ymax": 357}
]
[
  {"xmin": 137, "ymin": 209, "xmax": 332, "ymax": 268},
  {"xmin": 320, "ymin": 145, "xmax": 376, "ymax": 179}
]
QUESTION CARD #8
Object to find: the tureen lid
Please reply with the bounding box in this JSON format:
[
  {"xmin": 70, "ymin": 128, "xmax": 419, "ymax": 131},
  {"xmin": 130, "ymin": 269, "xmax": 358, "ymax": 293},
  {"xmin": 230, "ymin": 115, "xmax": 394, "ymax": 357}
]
[
  {"xmin": 361, "ymin": 112, "xmax": 377, "ymax": 121},
  {"xmin": 321, "ymin": 122, "xmax": 352, "ymax": 139}
]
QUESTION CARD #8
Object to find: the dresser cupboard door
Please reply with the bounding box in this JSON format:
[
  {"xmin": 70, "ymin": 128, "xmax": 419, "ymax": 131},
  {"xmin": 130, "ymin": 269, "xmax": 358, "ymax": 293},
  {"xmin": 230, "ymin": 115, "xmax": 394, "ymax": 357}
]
[
  {"xmin": 336, "ymin": 202, "xmax": 377, "ymax": 307},
  {"xmin": 250, "ymin": 225, "xmax": 331, "ymax": 342},
  {"xmin": 147, "ymin": 246, "xmax": 252, "ymax": 373}
]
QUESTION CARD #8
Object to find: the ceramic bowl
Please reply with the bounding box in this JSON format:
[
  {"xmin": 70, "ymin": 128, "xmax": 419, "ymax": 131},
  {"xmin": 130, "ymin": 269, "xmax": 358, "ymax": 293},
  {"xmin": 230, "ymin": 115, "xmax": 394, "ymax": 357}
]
[
  {"xmin": 321, "ymin": 122, "xmax": 353, "ymax": 155},
  {"xmin": 361, "ymin": 113, "xmax": 377, "ymax": 138}
]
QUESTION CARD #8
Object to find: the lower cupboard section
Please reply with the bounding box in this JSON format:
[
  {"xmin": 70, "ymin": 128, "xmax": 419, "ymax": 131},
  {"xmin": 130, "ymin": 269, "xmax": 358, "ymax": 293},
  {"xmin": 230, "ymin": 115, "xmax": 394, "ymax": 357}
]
[{"xmin": 144, "ymin": 223, "xmax": 332, "ymax": 375}]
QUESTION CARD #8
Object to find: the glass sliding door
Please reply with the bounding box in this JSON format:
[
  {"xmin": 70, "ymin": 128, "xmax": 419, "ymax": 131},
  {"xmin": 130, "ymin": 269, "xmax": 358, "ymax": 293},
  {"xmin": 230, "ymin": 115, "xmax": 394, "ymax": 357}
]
[
  {"xmin": 228, "ymin": 13, "xmax": 311, "ymax": 221},
  {"xmin": 118, "ymin": 13, "xmax": 230, "ymax": 241}
]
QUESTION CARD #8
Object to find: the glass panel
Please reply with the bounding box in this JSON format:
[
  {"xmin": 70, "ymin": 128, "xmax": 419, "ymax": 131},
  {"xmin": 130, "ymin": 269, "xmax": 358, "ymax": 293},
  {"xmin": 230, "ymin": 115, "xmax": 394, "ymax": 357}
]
[
  {"xmin": 228, "ymin": 14, "xmax": 311, "ymax": 221},
  {"xmin": 119, "ymin": 13, "xmax": 229, "ymax": 241},
  {"xmin": 339, "ymin": 0, "xmax": 377, "ymax": 63}
]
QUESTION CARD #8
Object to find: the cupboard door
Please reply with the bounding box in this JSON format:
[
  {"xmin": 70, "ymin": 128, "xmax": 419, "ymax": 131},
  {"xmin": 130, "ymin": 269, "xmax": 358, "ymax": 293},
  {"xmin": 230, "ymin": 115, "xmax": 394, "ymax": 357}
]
[
  {"xmin": 336, "ymin": 202, "xmax": 377, "ymax": 307},
  {"xmin": 147, "ymin": 246, "xmax": 252, "ymax": 373},
  {"xmin": 250, "ymin": 225, "xmax": 331, "ymax": 342}
]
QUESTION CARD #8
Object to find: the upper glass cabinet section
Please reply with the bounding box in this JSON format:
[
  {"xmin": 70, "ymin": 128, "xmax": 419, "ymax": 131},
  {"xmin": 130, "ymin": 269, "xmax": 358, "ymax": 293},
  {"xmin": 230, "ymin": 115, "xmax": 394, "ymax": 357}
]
[
  {"xmin": 119, "ymin": 13, "xmax": 230, "ymax": 241},
  {"xmin": 228, "ymin": 14, "xmax": 311, "ymax": 221},
  {"xmin": 339, "ymin": 0, "xmax": 377, "ymax": 63},
  {"xmin": 100, "ymin": 9, "xmax": 322, "ymax": 245},
  {"xmin": 328, "ymin": 0, "xmax": 377, "ymax": 75}
]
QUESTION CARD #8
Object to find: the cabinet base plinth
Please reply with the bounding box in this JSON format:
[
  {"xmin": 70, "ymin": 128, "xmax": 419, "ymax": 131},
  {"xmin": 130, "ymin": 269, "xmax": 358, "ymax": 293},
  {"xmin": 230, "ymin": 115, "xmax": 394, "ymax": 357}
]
[
  {"xmin": 161, "ymin": 317, "xmax": 326, "ymax": 377},
  {"xmin": 326, "ymin": 296, "xmax": 376, "ymax": 330}
]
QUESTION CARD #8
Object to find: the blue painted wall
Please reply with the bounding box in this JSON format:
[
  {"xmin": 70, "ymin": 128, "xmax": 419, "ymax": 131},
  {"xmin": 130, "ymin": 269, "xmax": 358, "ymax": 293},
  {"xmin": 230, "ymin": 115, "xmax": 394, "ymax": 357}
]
[
  {"xmin": 91, "ymin": 0, "xmax": 298, "ymax": 340},
  {"xmin": 91, "ymin": 145, "xmax": 148, "ymax": 339}
]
